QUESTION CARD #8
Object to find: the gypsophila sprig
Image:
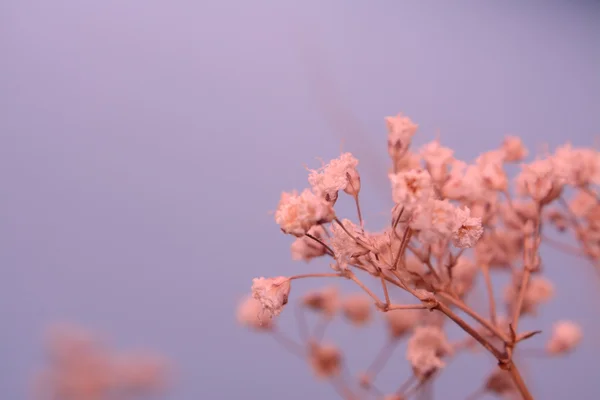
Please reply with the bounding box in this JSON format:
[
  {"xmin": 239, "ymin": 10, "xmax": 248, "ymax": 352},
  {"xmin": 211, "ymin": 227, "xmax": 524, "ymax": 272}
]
[{"xmin": 237, "ymin": 112, "xmax": 598, "ymax": 400}]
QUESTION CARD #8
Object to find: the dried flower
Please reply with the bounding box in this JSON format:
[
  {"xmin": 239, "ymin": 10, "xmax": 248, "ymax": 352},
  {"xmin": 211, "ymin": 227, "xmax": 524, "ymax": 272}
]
[
  {"xmin": 450, "ymin": 257, "xmax": 478, "ymax": 297},
  {"xmin": 516, "ymin": 158, "xmax": 564, "ymax": 204},
  {"xmin": 111, "ymin": 353, "xmax": 167, "ymax": 392},
  {"xmin": 341, "ymin": 293, "xmax": 372, "ymax": 326},
  {"xmin": 406, "ymin": 326, "xmax": 452, "ymax": 378},
  {"xmin": 501, "ymin": 136, "xmax": 528, "ymax": 162},
  {"xmin": 476, "ymin": 150, "xmax": 508, "ymax": 192},
  {"xmin": 36, "ymin": 325, "xmax": 167, "ymax": 400},
  {"xmin": 308, "ymin": 343, "xmax": 342, "ymax": 379},
  {"xmin": 553, "ymin": 144, "xmax": 600, "ymax": 187},
  {"xmin": 236, "ymin": 296, "xmax": 273, "ymax": 330},
  {"xmin": 389, "ymin": 168, "xmax": 434, "ymax": 209},
  {"xmin": 385, "ymin": 309, "xmax": 420, "ymax": 339},
  {"xmin": 451, "ymin": 207, "xmax": 484, "ymax": 248},
  {"xmin": 291, "ymin": 226, "xmax": 328, "ymax": 262},
  {"xmin": 484, "ymin": 368, "xmax": 516, "ymax": 395},
  {"xmin": 251, "ymin": 277, "xmax": 291, "ymax": 320},
  {"xmin": 274, "ymin": 189, "xmax": 335, "ymax": 237},
  {"xmin": 504, "ymin": 276, "xmax": 554, "ymax": 316},
  {"xmin": 308, "ymin": 153, "xmax": 361, "ymax": 202},
  {"xmin": 302, "ymin": 286, "xmax": 339, "ymax": 317},
  {"xmin": 386, "ymin": 113, "xmax": 418, "ymax": 158},
  {"xmin": 420, "ymin": 139, "xmax": 454, "ymax": 182},
  {"xmin": 330, "ymin": 219, "xmax": 371, "ymax": 270},
  {"xmin": 570, "ymin": 189, "xmax": 597, "ymax": 218},
  {"xmin": 546, "ymin": 320, "xmax": 583, "ymax": 355}
]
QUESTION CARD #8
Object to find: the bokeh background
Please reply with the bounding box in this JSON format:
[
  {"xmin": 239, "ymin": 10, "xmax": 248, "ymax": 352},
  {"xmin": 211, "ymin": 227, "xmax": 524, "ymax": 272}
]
[{"xmin": 2, "ymin": 1, "xmax": 599, "ymax": 399}]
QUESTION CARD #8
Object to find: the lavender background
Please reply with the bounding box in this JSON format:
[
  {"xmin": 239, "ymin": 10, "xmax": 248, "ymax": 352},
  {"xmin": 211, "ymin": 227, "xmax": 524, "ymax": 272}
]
[{"xmin": 2, "ymin": 1, "xmax": 599, "ymax": 399}]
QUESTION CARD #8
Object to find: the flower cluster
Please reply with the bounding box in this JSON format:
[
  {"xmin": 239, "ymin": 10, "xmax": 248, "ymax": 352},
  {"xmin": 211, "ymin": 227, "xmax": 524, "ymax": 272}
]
[
  {"xmin": 33, "ymin": 325, "xmax": 168, "ymax": 400},
  {"xmin": 237, "ymin": 112, "xmax": 596, "ymax": 399}
]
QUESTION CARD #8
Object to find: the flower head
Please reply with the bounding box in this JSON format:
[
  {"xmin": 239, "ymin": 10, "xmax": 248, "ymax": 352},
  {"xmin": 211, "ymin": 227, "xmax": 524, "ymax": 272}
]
[
  {"xmin": 546, "ymin": 320, "xmax": 583, "ymax": 355},
  {"xmin": 291, "ymin": 226, "xmax": 328, "ymax": 262},
  {"xmin": 309, "ymin": 343, "xmax": 342, "ymax": 379},
  {"xmin": 553, "ymin": 144, "xmax": 600, "ymax": 187},
  {"xmin": 501, "ymin": 136, "xmax": 528, "ymax": 162},
  {"xmin": 251, "ymin": 277, "xmax": 291, "ymax": 320},
  {"xmin": 385, "ymin": 310, "xmax": 420, "ymax": 339},
  {"xmin": 406, "ymin": 326, "xmax": 452, "ymax": 378},
  {"xmin": 236, "ymin": 296, "xmax": 273, "ymax": 330},
  {"xmin": 451, "ymin": 207, "xmax": 484, "ymax": 248},
  {"xmin": 410, "ymin": 199, "xmax": 461, "ymax": 244},
  {"xmin": 341, "ymin": 293, "xmax": 372, "ymax": 326},
  {"xmin": 302, "ymin": 286, "xmax": 339, "ymax": 317},
  {"xmin": 308, "ymin": 153, "xmax": 361, "ymax": 201},
  {"xmin": 275, "ymin": 189, "xmax": 335, "ymax": 237},
  {"xmin": 386, "ymin": 113, "xmax": 418, "ymax": 158},
  {"xmin": 420, "ymin": 139, "xmax": 454, "ymax": 182},
  {"xmin": 516, "ymin": 158, "xmax": 564, "ymax": 204},
  {"xmin": 389, "ymin": 169, "xmax": 433, "ymax": 209}
]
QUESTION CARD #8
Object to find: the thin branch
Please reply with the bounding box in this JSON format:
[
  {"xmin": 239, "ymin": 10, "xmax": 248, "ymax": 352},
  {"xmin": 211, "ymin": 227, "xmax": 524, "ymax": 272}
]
[
  {"xmin": 312, "ymin": 315, "xmax": 331, "ymax": 342},
  {"xmin": 388, "ymin": 304, "xmax": 428, "ymax": 311},
  {"xmin": 504, "ymin": 362, "xmax": 534, "ymax": 400},
  {"xmin": 541, "ymin": 234, "xmax": 589, "ymax": 260},
  {"xmin": 435, "ymin": 301, "xmax": 504, "ymax": 359},
  {"xmin": 305, "ymin": 233, "xmax": 336, "ymax": 257},
  {"xmin": 481, "ymin": 263, "xmax": 498, "ymax": 326},
  {"xmin": 380, "ymin": 274, "xmax": 391, "ymax": 306},
  {"xmin": 289, "ymin": 272, "xmax": 345, "ymax": 281},
  {"xmin": 347, "ymin": 273, "xmax": 383, "ymax": 305},
  {"xmin": 269, "ymin": 329, "xmax": 305, "ymax": 358},
  {"xmin": 365, "ymin": 339, "xmax": 398, "ymax": 378},
  {"xmin": 392, "ymin": 227, "xmax": 413, "ymax": 270},
  {"xmin": 438, "ymin": 293, "xmax": 510, "ymax": 343}
]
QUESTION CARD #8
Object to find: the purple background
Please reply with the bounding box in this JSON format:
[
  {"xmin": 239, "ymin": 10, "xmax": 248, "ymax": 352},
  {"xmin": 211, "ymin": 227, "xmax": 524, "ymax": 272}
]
[{"xmin": 2, "ymin": 1, "xmax": 599, "ymax": 399}]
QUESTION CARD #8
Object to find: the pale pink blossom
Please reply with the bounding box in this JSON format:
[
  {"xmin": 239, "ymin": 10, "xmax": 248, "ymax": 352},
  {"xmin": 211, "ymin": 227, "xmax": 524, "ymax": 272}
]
[
  {"xmin": 553, "ymin": 144, "xmax": 600, "ymax": 186},
  {"xmin": 385, "ymin": 309, "xmax": 420, "ymax": 339},
  {"xmin": 420, "ymin": 139, "xmax": 454, "ymax": 182},
  {"xmin": 36, "ymin": 325, "xmax": 167, "ymax": 400},
  {"xmin": 309, "ymin": 343, "xmax": 342, "ymax": 379},
  {"xmin": 410, "ymin": 199, "xmax": 461, "ymax": 244},
  {"xmin": 251, "ymin": 277, "xmax": 291, "ymax": 320},
  {"xmin": 501, "ymin": 135, "xmax": 528, "ymax": 162},
  {"xmin": 504, "ymin": 276, "xmax": 554, "ymax": 316},
  {"xmin": 546, "ymin": 320, "xmax": 583, "ymax": 355},
  {"xmin": 442, "ymin": 160, "xmax": 488, "ymax": 201},
  {"xmin": 406, "ymin": 326, "xmax": 452, "ymax": 378},
  {"xmin": 308, "ymin": 153, "xmax": 361, "ymax": 201},
  {"xmin": 110, "ymin": 353, "xmax": 167, "ymax": 392},
  {"xmin": 485, "ymin": 368, "xmax": 516, "ymax": 395},
  {"xmin": 392, "ymin": 150, "xmax": 422, "ymax": 173},
  {"xmin": 451, "ymin": 207, "xmax": 484, "ymax": 248},
  {"xmin": 341, "ymin": 293, "xmax": 372, "ymax": 326},
  {"xmin": 275, "ymin": 189, "xmax": 335, "ymax": 237},
  {"xmin": 330, "ymin": 219, "xmax": 370, "ymax": 270},
  {"xmin": 302, "ymin": 286, "xmax": 339, "ymax": 317},
  {"xmin": 476, "ymin": 150, "xmax": 508, "ymax": 191},
  {"xmin": 450, "ymin": 257, "xmax": 478, "ymax": 297},
  {"xmin": 389, "ymin": 168, "xmax": 434, "ymax": 208},
  {"xmin": 386, "ymin": 113, "xmax": 418, "ymax": 158},
  {"xmin": 516, "ymin": 158, "xmax": 564, "ymax": 204},
  {"xmin": 236, "ymin": 296, "xmax": 273, "ymax": 330},
  {"xmin": 291, "ymin": 226, "xmax": 328, "ymax": 262},
  {"xmin": 570, "ymin": 189, "xmax": 598, "ymax": 217}
]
